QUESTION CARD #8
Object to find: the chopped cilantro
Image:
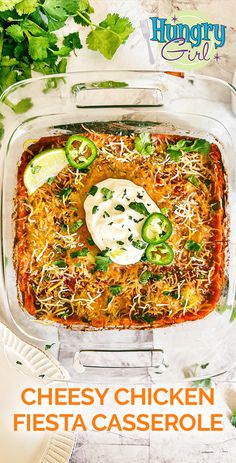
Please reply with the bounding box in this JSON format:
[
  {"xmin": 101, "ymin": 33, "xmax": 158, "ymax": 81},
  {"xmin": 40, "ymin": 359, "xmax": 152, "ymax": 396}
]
[
  {"xmin": 184, "ymin": 240, "xmax": 202, "ymax": 252},
  {"xmin": 167, "ymin": 138, "xmax": 211, "ymax": 161},
  {"xmin": 61, "ymin": 223, "xmax": 68, "ymax": 232},
  {"xmin": 110, "ymin": 284, "xmax": 122, "ymax": 296},
  {"xmin": 75, "ymin": 262, "xmax": 82, "ymax": 267},
  {"xmin": 92, "ymin": 205, "xmax": 99, "ymax": 214},
  {"xmin": 55, "ymin": 245, "xmax": 67, "ymax": 254},
  {"xmin": 187, "ymin": 175, "xmax": 199, "ymax": 187},
  {"xmin": 88, "ymin": 185, "xmax": 98, "ymax": 196},
  {"xmin": 59, "ymin": 187, "xmax": 72, "ymax": 200},
  {"xmin": 70, "ymin": 248, "xmax": 89, "ymax": 258},
  {"xmin": 47, "ymin": 177, "xmax": 55, "ymax": 185},
  {"xmin": 87, "ymin": 236, "xmax": 95, "ymax": 246},
  {"xmin": 16, "ymin": 360, "xmax": 22, "ymax": 365},
  {"xmin": 129, "ymin": 201, "xmax": 149, "ymax": 217},
  {"xmin": 53, "ymin": 260, "xmax": 67, "ymax": 268},
  {"xmin": 63, "ymin": 32, "xmax": 82, "ymax": 50},
  {"xmin": 231, "ymin": 412, "xmax": 236, "ymax": 428},
  {"xmin": 117, "ymin": 240, "xmax": 124, "ymax": 245},
  {"xmin": 132, "ymin": 240, "xmax": 146, "ymax": 250},
  {"xmin": 71, "ymin": 219, "xmax": 83, "ymax": 233},
  {"xmin": 115, "ymin": 204, "xmax": 125, "ymax": 212},
  {"xmin": 134, "ymin": 132, "xmax": 155, "ymax": 156},
  {"xmin": 139, "ymin": 271, "xmax": 152, "ymax": 284},
  {"xmin": 101, "ymin": 187, "xmax": 114, "ymax": 201},
  {"xmin": 163, "ymin": 290, "xmax": 179, "ymax": 300},
  {"xmin": 57, "ymin": 308, "xmax": 72, "ymax": 319},
  {"xmin": 139, "ymin": 271, "xmax": 163, "ymax": 284},
  {"xmin": 95, "ymin": 254, "xmax": 112, "ymax": 272},
  {"xmin": 133, "ymin": 217, "xmax": 144, "ymax": 223}
]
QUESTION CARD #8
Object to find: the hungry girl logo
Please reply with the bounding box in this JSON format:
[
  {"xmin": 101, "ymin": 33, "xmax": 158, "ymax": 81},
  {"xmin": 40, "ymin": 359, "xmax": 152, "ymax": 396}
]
[{"xmin": 150, "ymin": 11, "xmax": 226, "ymax": 70}]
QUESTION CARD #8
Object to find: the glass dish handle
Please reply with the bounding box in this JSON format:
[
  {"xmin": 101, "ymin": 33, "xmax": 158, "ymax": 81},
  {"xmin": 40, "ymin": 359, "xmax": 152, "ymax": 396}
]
[{"xmin": 71, "ymin": 76, "xmax": 170, "ymax": 108}]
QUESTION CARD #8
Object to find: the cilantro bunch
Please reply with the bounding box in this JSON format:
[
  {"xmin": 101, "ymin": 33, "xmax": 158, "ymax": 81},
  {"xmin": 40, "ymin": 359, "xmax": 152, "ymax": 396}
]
[{"xmin": 0, "ymin": 0, "xmax": 134, "ymax": 112}]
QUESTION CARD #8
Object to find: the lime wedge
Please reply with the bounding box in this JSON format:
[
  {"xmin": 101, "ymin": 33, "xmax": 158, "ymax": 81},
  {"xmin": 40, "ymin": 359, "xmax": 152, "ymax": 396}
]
[{"xmin": 23, "ymin": 148, "xmax": 68, "ymax": 195}]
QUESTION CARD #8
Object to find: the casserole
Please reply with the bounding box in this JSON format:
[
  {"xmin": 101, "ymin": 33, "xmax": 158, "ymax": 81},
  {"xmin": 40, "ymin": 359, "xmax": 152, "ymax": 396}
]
[
  {"xmin": 0, "ymin": 71, "xmax": 236, "ymax": 381},
  {"xmin": 15, "ymin": 132, "xmax": 226, "ymax": 329}
]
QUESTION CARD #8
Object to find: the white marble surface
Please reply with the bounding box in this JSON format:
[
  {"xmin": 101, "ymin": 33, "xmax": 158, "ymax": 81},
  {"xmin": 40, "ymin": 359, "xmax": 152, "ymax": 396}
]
[
  {"xmin": 1, "ymin": 1, "xmax": 236, "ymax": 462},
  {"xmin": 65, "ymin": 2, "xmax": 236, "ymax": 461}
]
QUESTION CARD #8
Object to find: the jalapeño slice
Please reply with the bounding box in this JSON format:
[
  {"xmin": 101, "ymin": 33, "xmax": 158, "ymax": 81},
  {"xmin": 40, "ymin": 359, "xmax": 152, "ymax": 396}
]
[
  {"xmin": 145, "ymin": 242, "xmax": 174, "ymax": 265},
  {"xmin": 65, "ymin": 135, "xmax": 97, "ymax": 170},
  {"xmin": 142, "ymin": 212, "xmax": 172, "ymax": 244}
]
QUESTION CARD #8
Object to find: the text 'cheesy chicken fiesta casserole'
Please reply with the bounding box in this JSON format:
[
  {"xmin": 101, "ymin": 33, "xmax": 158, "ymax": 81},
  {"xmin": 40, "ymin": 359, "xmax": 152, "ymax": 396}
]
[{"xmin": 15, "ymin": 130, "xmax": 227, "ymax": 329}]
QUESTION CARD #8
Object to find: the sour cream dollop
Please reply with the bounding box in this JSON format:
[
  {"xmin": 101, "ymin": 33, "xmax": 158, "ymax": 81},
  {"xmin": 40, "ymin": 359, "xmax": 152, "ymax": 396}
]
[{"xmin": 84, "ymin": 178, "xmax": 160, "ymax": 265}]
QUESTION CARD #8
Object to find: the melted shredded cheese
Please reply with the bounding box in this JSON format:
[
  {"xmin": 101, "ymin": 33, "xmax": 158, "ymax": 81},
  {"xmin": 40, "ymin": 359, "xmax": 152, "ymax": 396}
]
[{"xmin": 15, "ymin": 132, "xmax": 227, "ymax": 328}]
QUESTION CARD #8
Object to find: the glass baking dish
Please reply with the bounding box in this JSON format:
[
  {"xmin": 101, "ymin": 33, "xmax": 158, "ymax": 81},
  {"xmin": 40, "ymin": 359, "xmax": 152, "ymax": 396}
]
[{"xmin": 0, "ymin": 71, "xmax": 236, "ymax": 383}]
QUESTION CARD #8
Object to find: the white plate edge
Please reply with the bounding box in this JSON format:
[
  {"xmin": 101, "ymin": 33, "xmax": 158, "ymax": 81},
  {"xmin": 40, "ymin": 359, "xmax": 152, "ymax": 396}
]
[{"xmin": 0, "ymin": 321, "xmax": 75, "ymax": 463}]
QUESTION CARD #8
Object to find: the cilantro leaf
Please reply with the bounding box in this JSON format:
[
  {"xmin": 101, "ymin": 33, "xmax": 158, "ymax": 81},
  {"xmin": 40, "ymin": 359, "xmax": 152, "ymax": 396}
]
[
  {"xmin": 101, "ymin": 187, "xmax": 114, "ymax": 201},
  {"xmin": 184, "ymin": 240, "xmax": 202, "ymax": 252},
  {"xmin": 231, "ymin": 412, "xmax": 236, "ymax": 428},
  {"xmin": 87, "ymin": 236, "xmax": 94, "ymax": 246},
  {"xmin": 12, "ymin": 98, "xmax": 33, "ymax": 113},
  {"xmin": 70, "ymin": 248, "xmax": 89, "ymax": 258},
  {"xmin": 132, "ymin": 240, "xmax": 146, "ymax": 250},
  {"xmin": 86, "ymin": 13, "xmax": 134, "ymax": 59},
  {"xmin": 99, "ymin": 13, "xmax": 134, "ymax": 44},
  {"xmin": 139, "ymin": 271, "xmax": 152, "ymax": 284},
  {"xmin": 63, "ymin": 32, "xmax": 82, "ymax": 50},
  {"xmin": 95, "ymin": 254, "xmax": 111, "ymax": 272},
  {"xmin": 74, "ymin": 0, "xmax": 94, "ymax": 25},
  {"xmin": 43, "ymin": 0, "xmax": 79, "ymax": 21},
  {"xmin": 53, "ymin": 260, "xmax": 67, "ymax": 269},
  {"xmin": 28, "ymin": 36, "xmax": 49, "ymax": 61},
  {"xmin": 0, "ymin": 1, "xmax": 19, "ymax": 11},
  {"xmin": 86, "ymin": 28, "xmax": 121, "ymax": 60},
  {"xmin": 134, "ymin": 132, "xmax": 155, "ymax": 156},
  {"xmin": 16, "ymin": 0, "xmax": 39, "ymax": 16},
  {"xmin": 189, "ymin": 139, "xmax": 211, "ymax": 154},
  {"xmin": 58, "ymin": 186, "xmax": 72, "ymax": 199},
  {"xmin": 110, "ymin": 284, "xmax": 122, "ymax": 296},
  {"xmin": 168, "ymin": 149, "xmax": 182, "ymax": 162},
  {"xmin": 21, "ymin": 19, "xmax": 49, "ymax": 37},
  {"xmin": 129, "ymin": 201, "xmax": 150, "ymax": 217},
  {"xmin": 71, "ymin": 219, "xmax": 83, "ymax": 233},
  {"xmin": 52, "ymin": 46, "xmax": 71, "ymax": 57},
  {"xmin": 42, "ymin": 0, "xmax": 69, "ymax": 21},
  {"xmin": 6, "ymin": 24, "xmax": 24, "ymax": 42},
  {"xmin": 47, "ymin": 16, "xmax": 67, "ymax": 32},
  {"xmin": 167, "ymin": 138, "xmax": 211, "ymax": 158},
  {"xmin": 88, "ymin": 185, "xmax": 98, "ymax": 196}
]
